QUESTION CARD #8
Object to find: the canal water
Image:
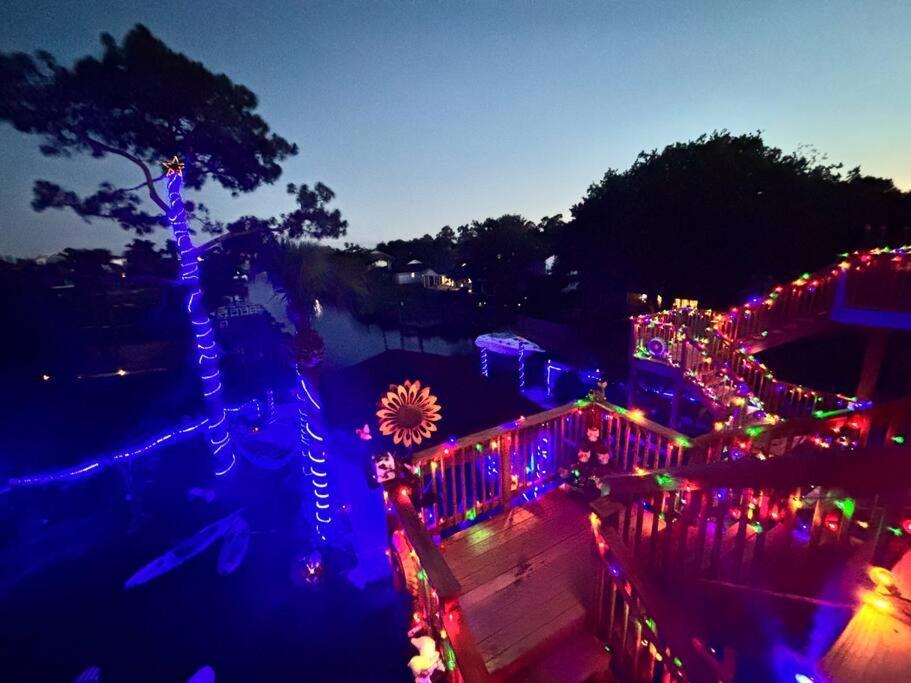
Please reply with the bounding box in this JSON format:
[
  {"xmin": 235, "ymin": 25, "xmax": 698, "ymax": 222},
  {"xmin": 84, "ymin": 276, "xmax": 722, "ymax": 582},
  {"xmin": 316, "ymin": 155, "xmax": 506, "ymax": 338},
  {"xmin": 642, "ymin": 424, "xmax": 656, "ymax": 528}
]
[
  {"xmin": 312, "ymin": 306, "xmax": 475, "ymax": 369},
  {"xmin": 0, "ymin": 308, "xmax": 481, "ymax": 682}
]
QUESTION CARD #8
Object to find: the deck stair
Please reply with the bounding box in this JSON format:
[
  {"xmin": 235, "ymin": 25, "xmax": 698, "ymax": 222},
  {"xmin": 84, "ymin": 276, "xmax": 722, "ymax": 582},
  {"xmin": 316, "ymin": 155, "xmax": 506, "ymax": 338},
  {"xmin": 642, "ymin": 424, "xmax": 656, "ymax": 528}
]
[{"xmin": 631, "ymin": 247, "xmax": 911, "ymax": 426}]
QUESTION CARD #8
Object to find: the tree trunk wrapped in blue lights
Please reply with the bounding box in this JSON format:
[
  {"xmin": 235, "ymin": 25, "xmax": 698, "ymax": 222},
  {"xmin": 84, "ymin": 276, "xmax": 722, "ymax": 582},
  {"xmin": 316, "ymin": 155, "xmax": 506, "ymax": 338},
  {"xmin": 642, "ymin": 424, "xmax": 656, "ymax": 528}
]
[
  {"xmin": 292, "ymin": 329, "xmax": 333, "ymax": 542},
  {"xmin": 165, "ymin": 165, "xmax": 234, "ymax": 475}
]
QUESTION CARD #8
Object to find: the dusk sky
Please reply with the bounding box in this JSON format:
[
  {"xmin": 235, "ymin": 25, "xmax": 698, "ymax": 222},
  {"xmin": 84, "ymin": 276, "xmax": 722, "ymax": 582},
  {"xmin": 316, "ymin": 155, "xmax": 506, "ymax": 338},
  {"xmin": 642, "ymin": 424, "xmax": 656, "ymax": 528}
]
[{"xmin": 1, "ymin": 0, "xmax": 909, "ymax": 257}]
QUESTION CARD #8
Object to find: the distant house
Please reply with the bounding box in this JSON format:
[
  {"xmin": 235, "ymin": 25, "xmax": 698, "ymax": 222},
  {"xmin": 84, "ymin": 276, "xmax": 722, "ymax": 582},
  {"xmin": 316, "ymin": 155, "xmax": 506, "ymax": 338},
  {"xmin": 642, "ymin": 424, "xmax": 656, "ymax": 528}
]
[{"xmin": 394, "ymin": 260, "xmax": 437, "ymax": 285}]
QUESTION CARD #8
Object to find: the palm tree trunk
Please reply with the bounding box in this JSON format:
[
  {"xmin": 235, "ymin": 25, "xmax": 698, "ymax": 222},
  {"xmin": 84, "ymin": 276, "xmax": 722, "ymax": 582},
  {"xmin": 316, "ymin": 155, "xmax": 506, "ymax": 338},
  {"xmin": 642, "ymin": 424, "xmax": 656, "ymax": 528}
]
[
  {"xmin": 165, "ymin": 171, "xmax": 234, "ymax": 475},
  {"xmin": 294, "ymin": 362, "xmax": 333, "ymax": 542}
]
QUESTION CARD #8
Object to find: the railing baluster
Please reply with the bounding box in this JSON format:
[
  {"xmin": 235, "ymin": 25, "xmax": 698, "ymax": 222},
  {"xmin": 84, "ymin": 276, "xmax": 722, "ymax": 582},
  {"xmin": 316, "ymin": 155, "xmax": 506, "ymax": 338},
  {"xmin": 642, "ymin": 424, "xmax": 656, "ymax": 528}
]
[
  {"xmin": 733, "ymin": 488, "xmax": 750, "ymax": 581},
  {"xmin": 430, "ymin": 457, "xmax": 440, "ymax": 529},
  {"xmin": 692, "ymin": 491, "xmax": 709, "ymax": 575},
  {"xmin": 459, "ymin": 447, "xmax": 468, "ymax": 516}
]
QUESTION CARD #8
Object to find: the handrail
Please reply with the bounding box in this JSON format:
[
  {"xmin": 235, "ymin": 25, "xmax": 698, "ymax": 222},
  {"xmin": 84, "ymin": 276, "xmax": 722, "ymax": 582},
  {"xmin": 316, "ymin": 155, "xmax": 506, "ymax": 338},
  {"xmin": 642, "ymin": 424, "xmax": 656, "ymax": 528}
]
[
  {"xmin": 392, "ymin": 493, "xmax": 461, "ymax": 598},
  {"xmin": 411, "ymin": 401, "xmax": 584, "ymax": 467},
  {"xmin": 713, "ymin": 247, "xmax": 909, "ymax": 348},
  {"xmin": 592, "ymin": 441, "xmax": 911, "ymax": 626},
  {"xmin": 632, "ymin": 309, "xmax": 858, "ymax": 423},
  {"xmin": 409, "ymin": 399, "xmax": 692, "ymax": 534},
  {"xmin": 600, "ymin": 444, "xmax": 911, "ymax": 498},
  {"xmin": 632, "ymin": 319, "xmax": 769, "ymax": 425},
  {"xmin": 389, "ymin": 494, "xmax": 490, "ymax": 683},
  {"xmin": 690, "ymin": 397, "xmax": 911, "ymax": 465},
  {"xmin": 630, "ymin": 248, "xmax": 911, "ymax": 426},
  {"xmin": 591, "ymin": 503, "xmax": 729, "ymax": 683},
  {"xmin": 591, "ymin": 398, "xmax": 691, "ymax": 444}
]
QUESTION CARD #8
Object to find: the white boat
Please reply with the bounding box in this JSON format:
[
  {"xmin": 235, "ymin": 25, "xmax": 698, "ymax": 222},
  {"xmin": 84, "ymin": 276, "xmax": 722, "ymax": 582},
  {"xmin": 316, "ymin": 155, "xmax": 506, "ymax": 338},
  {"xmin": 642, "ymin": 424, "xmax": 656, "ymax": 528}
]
[{"xmin": 474, "ymin": 332, "xmax": 544, "ymax": 357}]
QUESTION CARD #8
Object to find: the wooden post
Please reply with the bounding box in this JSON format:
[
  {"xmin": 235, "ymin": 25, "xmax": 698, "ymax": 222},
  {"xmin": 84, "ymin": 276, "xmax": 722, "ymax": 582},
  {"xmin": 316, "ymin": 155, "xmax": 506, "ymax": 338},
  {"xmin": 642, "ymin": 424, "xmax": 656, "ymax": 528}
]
[
  {"xmin": 593, "ymin": 560, "xmax": 606, "ymax": 634},
  {"xmin": 607, "ymin": 581, "xmax": 618, "ymax": 643},
  {"xmin": 669, "ymin": 344, "xmax": 687, "ymax": 430},
  {"xmin": 500, "ymin": 435, "xmax": 512, "ymax": 512}
]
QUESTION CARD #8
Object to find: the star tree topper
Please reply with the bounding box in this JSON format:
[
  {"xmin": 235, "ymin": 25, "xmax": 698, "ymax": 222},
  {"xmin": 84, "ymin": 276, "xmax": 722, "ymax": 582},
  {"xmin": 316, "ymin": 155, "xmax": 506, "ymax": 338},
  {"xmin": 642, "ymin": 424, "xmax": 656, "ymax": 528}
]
[{"xmin": 161, "ymin": 155, "xmax": 185, "ymax": 176}]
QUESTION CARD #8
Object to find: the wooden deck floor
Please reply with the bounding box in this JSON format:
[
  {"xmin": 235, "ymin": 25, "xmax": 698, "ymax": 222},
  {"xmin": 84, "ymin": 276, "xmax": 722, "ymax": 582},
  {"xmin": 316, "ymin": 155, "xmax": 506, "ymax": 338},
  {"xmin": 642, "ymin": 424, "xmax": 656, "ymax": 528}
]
[{"xmin": 442, "ymin": 488, "xmax": 611, "ymax": 680}]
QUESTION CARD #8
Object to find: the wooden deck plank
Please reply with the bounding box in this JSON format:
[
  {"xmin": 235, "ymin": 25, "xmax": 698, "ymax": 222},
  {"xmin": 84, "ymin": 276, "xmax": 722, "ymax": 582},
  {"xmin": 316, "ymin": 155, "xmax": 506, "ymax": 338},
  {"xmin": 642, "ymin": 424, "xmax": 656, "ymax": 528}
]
[
  {"xmin": 443, "ymin": 492, "xmax": 564, "ymax": 558},
  {"xmin": 451, "ymin": 516, "xmax": 590, "ymax": 594},
  {"xmin": 504, "ymin": 631, "xmax": 616, "ymax": 683},
  {"xmin": 462, "ymin": 532, "xmax": 589, "ymax": 640},
  {"xmin": 443, "ymin": 488, "xmax": 598, "ymax": 676},
  {"xmin": 485, "ymin": 602, "xmax": 587, "ymax": 674}
]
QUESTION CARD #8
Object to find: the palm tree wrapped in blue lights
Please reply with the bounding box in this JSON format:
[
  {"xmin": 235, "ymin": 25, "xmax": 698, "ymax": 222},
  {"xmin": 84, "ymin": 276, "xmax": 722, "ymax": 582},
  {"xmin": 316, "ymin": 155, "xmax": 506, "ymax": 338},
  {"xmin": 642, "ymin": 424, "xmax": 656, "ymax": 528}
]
[
  {"xmin": 290, "ymin": 327, "xmax": 333, "ymax": 542},
  {"xmin": 163, "ymin": 156, "xmax": 234, "ymax": 474}
]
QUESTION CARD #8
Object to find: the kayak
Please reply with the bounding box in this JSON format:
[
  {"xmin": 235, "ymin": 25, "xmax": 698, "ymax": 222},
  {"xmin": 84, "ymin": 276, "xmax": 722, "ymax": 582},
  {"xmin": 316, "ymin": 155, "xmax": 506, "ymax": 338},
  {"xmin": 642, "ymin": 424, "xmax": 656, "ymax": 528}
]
[
  {"xmin": 124, "ymin": 511, "xmax": 243, "ymax": 590},
  {"xmin": 217, "ymin": 517, "xmax": 251, "ymax": 576}
]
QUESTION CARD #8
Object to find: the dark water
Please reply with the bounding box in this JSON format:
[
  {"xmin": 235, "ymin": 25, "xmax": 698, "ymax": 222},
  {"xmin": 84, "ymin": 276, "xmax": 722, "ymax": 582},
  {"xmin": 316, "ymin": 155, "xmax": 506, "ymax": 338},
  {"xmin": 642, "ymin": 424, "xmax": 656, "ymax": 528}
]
[
  {"xmin": 0, "ymin": 307, "xmax": 481, "ymax": 683},
  {"xmin": 0, "ymin": 439, "xmax": 413, "ymax": 682},
  {"xmin": 312, "ymin": 307, "xmax": 474, "ymax": 369}
]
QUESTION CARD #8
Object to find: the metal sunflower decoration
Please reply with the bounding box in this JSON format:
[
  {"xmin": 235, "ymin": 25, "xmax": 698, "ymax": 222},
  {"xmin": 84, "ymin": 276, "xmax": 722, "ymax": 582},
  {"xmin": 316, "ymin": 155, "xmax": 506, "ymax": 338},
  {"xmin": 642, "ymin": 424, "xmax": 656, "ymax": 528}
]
[{"xmin": 376, "ymin": 379, "xmax": 442, "ymax": 447}]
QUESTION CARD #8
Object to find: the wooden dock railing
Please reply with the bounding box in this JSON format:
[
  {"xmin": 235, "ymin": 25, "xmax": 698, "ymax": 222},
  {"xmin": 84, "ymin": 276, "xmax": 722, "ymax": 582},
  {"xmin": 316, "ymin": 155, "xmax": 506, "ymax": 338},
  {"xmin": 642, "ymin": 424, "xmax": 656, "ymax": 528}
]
[
  {"xmin": 594, "ymin": 443, "xmax": 911, "ymax": 591},
  {"xmin": 713, "ymin": 248, "xmax": 909, "ymax": 347},
  {"xmin": 689, "ymin": 397, "xmax": 911, "ymax": 465},
  {"xmin": 388, "ymin": 492, "xmax": 490, "ymax": 683},
  {"xmin": 409, "ymin": 399, "xmax": 692, "ymax": 535},
  {"xmin": 591, "ymin": 436, "xmax": 911, "ymax": 682},
  {"xmin": 591, "ymin": 504, "xmax": 729, "ymax": 683},
  {"xmin": 629, "ymin": 248, "xmax": 911, "ymax": 423},
  {"xmin": 632, "ymin": 312, "xmax": 859, "ymax": 422}
]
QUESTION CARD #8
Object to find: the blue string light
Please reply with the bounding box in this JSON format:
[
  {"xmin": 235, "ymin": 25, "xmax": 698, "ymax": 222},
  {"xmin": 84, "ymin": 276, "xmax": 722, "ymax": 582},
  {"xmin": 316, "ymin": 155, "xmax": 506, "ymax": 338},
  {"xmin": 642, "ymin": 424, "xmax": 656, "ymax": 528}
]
[
  {"xmin": 518, "ymin": 341, "xmax": 527, "ymax": 392},
  {"xmin": 165, "ymin": 164, "xmax": 233, "ymax": 474},
  {"xmin": 480, "ymin": 347, "xmax": 489, "ymax": 377},
  {"xmin": 7, "ymin": 396, "xmax": 262, "ymax": 490},
  {"xmin": 295, "ymin": 369, "xmax": 333, "ymax": 541},
  {"xmin": 545, "ymin": 361, "xmax": 570, "ymax": 397}
]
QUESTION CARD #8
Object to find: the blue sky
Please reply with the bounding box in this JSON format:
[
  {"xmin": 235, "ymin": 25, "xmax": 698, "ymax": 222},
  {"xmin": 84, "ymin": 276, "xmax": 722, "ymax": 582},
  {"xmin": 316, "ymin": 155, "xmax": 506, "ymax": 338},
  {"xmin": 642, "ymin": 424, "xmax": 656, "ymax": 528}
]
[{"xmin": 1, "ymin": 0, "xmax": 909, "ymax": 257}]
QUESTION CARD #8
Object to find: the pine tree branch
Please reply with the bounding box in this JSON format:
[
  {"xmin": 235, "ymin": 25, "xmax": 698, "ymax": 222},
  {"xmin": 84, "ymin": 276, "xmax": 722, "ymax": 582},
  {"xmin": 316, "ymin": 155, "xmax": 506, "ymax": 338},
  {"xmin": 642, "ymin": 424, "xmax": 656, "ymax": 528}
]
[{"xmin": 82, "ymin": 136, "xmax": 170, "ymax": 214}]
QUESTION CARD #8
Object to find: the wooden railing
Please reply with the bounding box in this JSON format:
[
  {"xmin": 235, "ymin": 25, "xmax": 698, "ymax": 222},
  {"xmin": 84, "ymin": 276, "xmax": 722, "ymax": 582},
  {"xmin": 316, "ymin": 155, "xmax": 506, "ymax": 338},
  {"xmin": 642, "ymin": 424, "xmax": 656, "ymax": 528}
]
[
  {"xmin": 591, "ymin": 505, "xmax": 729, "ymax": 683},
  {"xmin": 696, "ymin": 331, "xmax": 856, "ymax": 419},
  {"xmin": 690, "ymin": 397, "xmax": 911, "ymax": 466},
  {"xmin": 595, "ymin": 444, "xmax": 911, "ymax": 590},
  {"xmin": 843, "ymin": 250, "xmax": 911, "ymax": 311},
  {"xmin": 591, "ymin": 439, "xmax": 911, "ymax": 682},
  {"xmin": 631, "ymin": 249, "xmax": 911, "ymax": 425},
  {"xmin": 409, "ymin": 399, "xmax": 692, "ymax": 535},
  {"xmin": 388, "ymin": 493, "xmax": 490, "ymax": 683},
  {"xmin": 632, "ymin": 313, "xmax": 858, "ymax": 423},
  {"xmin": 713, "ymin": 272, "xmax": 839, "ymax": 344},
  {"xmin": 713, "ymin": 248, "xmax": 909, "ymax": 346}
]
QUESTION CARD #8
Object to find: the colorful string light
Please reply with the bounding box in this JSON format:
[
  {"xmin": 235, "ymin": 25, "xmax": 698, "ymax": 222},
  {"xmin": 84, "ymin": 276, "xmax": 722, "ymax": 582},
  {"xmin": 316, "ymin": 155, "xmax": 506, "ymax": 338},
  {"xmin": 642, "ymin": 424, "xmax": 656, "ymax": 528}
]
[{"xmin": 631, "ymin": 247, "xmax": 908, "ymax": 426}]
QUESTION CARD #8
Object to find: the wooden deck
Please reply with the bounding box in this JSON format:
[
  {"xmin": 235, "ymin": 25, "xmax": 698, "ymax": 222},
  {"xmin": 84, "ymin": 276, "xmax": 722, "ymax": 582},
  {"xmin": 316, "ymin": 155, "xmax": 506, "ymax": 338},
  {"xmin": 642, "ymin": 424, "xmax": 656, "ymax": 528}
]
[{"xmin": 442, "ymin": 488, "xmax": 612, "ymax": 680}]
